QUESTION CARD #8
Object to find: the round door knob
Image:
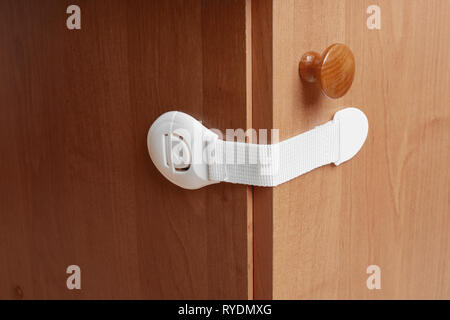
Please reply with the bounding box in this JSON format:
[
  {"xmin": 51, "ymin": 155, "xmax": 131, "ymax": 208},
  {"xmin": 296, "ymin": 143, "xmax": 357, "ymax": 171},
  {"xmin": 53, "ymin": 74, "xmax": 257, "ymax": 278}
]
[{"xmin": 299, "ymin": 43, "xmax": 355, "ymax": 99}]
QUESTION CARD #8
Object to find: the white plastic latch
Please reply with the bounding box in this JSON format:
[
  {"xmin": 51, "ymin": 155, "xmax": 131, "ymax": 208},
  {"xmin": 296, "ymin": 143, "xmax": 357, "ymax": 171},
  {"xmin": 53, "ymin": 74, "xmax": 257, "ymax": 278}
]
[
  {"xmin": 147, "ymin": 111, "xmax": 219, "ymax": 189},
  {"xmin": 147, "ymin": 108, "xmax": 368, "ymax": 189}
]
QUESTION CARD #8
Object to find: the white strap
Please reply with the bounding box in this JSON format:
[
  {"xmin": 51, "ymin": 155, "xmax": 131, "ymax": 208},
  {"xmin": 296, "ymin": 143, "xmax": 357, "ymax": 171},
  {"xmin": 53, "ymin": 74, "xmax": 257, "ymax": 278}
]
[
  {"xmin": 147, "ymin": 108, "xmax": 368, "ymax": 189},
  {"xmin": 207, "ymin": 120, "xmax": 340, "ymax": 187}
]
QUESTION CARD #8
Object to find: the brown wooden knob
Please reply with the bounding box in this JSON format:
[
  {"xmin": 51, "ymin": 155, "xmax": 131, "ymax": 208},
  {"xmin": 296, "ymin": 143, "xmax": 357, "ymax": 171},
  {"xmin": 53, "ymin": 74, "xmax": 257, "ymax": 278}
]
[{"xmin": 299, "ymin": 43, "xmax": 355, "ymax": 99}]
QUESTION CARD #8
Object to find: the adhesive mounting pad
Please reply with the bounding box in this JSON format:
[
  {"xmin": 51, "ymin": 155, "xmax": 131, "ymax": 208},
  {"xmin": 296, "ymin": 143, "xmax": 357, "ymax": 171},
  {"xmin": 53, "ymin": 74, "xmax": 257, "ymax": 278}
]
[{"xmin": 333, "ymin": 107, "xmax": 368, "ymax": 165}]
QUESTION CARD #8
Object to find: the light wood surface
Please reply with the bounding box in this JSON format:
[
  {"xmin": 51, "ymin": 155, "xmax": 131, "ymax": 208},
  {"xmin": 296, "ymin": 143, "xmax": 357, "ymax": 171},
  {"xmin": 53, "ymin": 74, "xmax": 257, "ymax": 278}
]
[
  {"xmin": 0, "ymin": 0, "xmax": 251, "ymax": 299},
  {"xmin": 1, "ymin": 0, "xmax": 449, "ymax": 300},
  {"xmin": 266, "ymin": 0, "xmax": 450, "ymax": 299}
]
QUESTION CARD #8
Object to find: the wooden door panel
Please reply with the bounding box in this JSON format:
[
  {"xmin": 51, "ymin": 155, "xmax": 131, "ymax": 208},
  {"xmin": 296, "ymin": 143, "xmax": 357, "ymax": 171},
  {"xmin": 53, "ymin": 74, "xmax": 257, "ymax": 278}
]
[
  {"xmin": 0, "ymin": 0, "xmax": 251, "ymax": 299},
  {"xmin": 1, "ymin": 0, "xmax": 448, "ymax": 300},
  {"xmin": 265, "ymin": 0, "xmax": 450, "ymax": 299},
  {"xmin": 252, "ymin": 0, "xmax": 450, "ymax": 299}
]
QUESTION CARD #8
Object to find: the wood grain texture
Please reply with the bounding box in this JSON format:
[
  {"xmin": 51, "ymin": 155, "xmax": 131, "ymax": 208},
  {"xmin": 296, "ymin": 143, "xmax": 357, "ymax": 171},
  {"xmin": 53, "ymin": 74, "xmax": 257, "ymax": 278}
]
[
  {"xmin": 269, "ymin": 0, "xmax": 450, "ymax": 299},
  {"xmin": 0, "ymin": 0, "xmax": 251, "ymax": 299},
  {"xmin": 252, "ymin": 0, "xmax": 274, "ymax": 300},
  {"xmin": 245, "ymin": 0, "xmax": 254, "ymax": 300}
]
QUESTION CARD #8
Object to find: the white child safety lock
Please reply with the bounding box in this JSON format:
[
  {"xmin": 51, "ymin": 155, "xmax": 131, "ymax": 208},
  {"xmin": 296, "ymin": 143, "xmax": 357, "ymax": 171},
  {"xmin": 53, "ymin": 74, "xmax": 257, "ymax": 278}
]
[{"xmin": 147, "ymin": 108, "xmax": 368, "ymax": 189}]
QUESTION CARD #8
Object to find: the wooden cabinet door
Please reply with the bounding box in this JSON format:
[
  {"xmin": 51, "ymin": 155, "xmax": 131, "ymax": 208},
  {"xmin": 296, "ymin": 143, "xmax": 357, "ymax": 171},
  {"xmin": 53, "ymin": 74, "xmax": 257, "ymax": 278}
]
[
  {"xmin": 1, "ymin": 0, "xmax": 449, "ymax": 301},
  {"xmin": 0, "ymin": 0, "xmax": 252, "ymax": 299},
  {"xmin": 253, "ymin": 0, "xmax": 450, "ymax": 299}
]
